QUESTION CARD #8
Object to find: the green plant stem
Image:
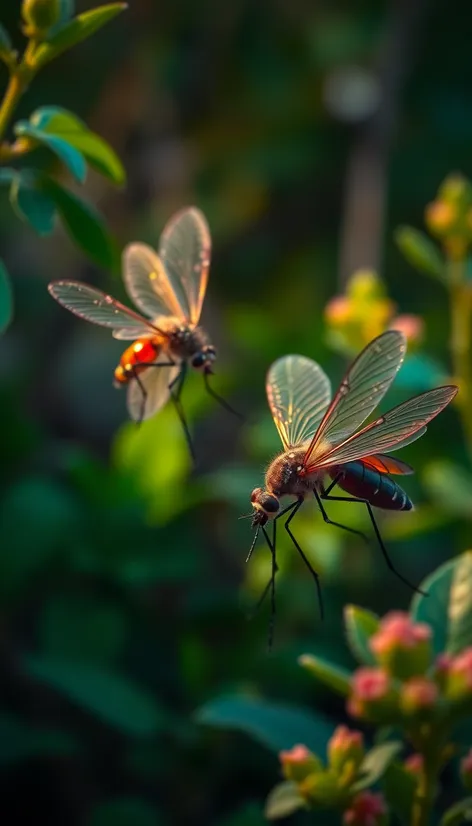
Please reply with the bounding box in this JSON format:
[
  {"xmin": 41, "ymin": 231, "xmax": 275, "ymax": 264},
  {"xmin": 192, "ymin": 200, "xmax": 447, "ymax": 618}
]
[
  {"xmin": 0, "ymin": 72, "xmax": 23, "ymax": 144},
  {"xmin": 448, "ymin": 258, "xmax": 472, "ymax": 463},
  {"xmin": 411, "ymin": 750, "xmax": 439, "ymax": 826}
]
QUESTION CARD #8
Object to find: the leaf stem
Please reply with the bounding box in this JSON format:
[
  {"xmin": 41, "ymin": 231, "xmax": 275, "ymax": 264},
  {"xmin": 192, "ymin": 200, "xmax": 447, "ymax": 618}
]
[
  {"xmin": 448, "ymin": 258, "xmax": 472, "ymax": 462},
  {"xmin": 411, "ymin": 748, "xmax": 438, "ymax": 826},
  {"xmin": 0, "ymin": 71, "xmax": 23, "ymax": 144}
]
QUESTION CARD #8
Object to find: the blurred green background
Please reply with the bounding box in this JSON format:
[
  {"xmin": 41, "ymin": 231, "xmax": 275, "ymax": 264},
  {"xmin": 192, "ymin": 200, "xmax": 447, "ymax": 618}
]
[{"xmin": 0, "ymin": 1, "xmax": 470, "ymax": 824}]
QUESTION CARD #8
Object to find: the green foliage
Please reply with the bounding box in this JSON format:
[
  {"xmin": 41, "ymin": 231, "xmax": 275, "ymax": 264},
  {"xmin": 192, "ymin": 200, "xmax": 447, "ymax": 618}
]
[
  {"xmin": 88, "ymin": 798, "xmax": 162, "ymax": 826},
  {"xmin": 0, "ymin": 713, "xmax": 78, "ymax": 764},
  {"xmin": 15, "ymin": 121, "xmax": 88, "ymax": 182},
  {"xmin": 351, "ymin": 742, "xmax": 402, "ymax": 792},
  {"xmin": 381, "ymin": 762, "xmax": 417, "ymax": 824},
  {"xmin": 0, "ymin": 259, "xmax": 13, "ymax": 333},
  {"xmin": 423, "ymin": 460, "xmax": 472, "ymax": 518},
  {"xmin": 195, "ymin": 695, "xmax": 334, "ymax": 753},
  {"xmin": 440, "ymin": 797, "xmax": 472, "ymax": 826},
  {"xmin": 344, "ymin": 605, "xmax": 379, "ymax": 666},
  {"xmin": 40, "ymin": 594, "xmax": 127, "ymax": 664},
  {"xmin": 33, "ymin": 3, "xmax": 127, "ymax": 68},
  {"xmin": 298, "ymin": 654, "xmax": 351, "ymax": 696},
  {"xmin": 446, "ymin": 551, "xmax": 472, "ymax": 655},
  {"xmin": 9, "ymin": 171, "xmax": 57, "ymax": 234},
  {"xmin": 395, "ymin": 226, "xmax": 445, "ymax": 281},
  {"xmin": 264, "ymin": 782, "xmax": 305, "ymax": 820},
  {"xmin": 24, "ymin": 657, "xmax": 166, "ymax": 736},
  {"xmin": 410, "ymin": 557, "xmax": 460, "ymax": 654}
]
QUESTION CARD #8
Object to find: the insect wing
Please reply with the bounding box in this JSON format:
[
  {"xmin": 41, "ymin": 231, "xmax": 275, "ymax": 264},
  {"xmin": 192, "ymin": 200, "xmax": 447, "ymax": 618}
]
[
  {"xmin": 309, "ymin": 385, "xmax": 458, "ymax": 470},
  {"xmin": 303, "ymin": 330, "xmax": 407, "ymax": 466},
  {"xmin": 48, "ymin": 281, "xmax": 155, "ymax": 340},
  {"xmin": 127, "ymin": 358, "xmax": 180, "ymax": 422},
  {"xmin": 159, "ymin": 207, "xmax": 211, "ymax": 325},
  {"xmin": 266, "ymin": 355, "xmax": 331, "ymax": 449},
  {"xmin": 123, "ymin": 243, "xmax": 186, "ymax": 321},
  {"xmin": 360, "ymin": 454, "xmax": 414, "ymax": 475}
]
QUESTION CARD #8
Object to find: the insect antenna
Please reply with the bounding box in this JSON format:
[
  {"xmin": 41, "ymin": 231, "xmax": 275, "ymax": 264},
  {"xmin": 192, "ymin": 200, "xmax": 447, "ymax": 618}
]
[{"xmin": 204, "ymin": 372, "xmax": 243, "ymax": 420}]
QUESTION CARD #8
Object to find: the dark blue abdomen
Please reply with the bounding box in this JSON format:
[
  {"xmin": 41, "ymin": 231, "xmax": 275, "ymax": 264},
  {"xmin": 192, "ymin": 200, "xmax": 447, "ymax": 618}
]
[{"xmin": 330, "ymin": 461, "xmax": 413, "ymax": 511}]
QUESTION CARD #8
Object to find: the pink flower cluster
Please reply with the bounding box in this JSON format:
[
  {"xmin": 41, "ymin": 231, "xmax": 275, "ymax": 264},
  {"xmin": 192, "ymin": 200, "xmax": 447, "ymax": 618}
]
[
  {"xmin": 370, "ymin": 612, "xmax": 431, "ymax": 657},
  {"xmin": 343, "ymin": 791, "xmax": 387, "ymax": 826},
  {"xmin": 329, "ymin": 725, "xmax": 364, "ymax": 753},
  {"xmin": 279, "ymin": 744, "xmax": 311, "ymax": 765},
  {"xmin": 401, "ymin": 677, "xmax": 438, "ymax": 711},
  {"xmin": 347, "ymin": 668, "xmax": 391, "ymax": 718}
]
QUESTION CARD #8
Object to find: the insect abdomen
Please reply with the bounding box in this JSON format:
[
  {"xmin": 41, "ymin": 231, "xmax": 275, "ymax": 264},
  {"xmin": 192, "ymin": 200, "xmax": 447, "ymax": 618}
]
[
  {"xmin": 331, "ymin": 461, "xmax": 412, "ymax": 511},
  {"xmin": 114, "ymin": 337, "xmax": 162, "ymax": 384}
]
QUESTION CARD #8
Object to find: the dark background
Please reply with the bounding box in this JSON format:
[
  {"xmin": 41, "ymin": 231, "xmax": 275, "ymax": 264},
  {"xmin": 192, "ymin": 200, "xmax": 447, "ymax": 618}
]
[{"xmin": 0, "ymin": 1, "xmax": 470, "ymax": 824}]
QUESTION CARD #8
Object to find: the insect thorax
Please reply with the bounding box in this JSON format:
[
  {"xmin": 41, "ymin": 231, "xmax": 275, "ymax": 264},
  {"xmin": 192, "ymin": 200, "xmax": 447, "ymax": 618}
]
[
  {"xmin": 265, "ymin": 448, "xmax": 311, "ymax": 497},
  {"xmin": 159, "ymin": 320, "xmax": 210, "ymax": 360}
]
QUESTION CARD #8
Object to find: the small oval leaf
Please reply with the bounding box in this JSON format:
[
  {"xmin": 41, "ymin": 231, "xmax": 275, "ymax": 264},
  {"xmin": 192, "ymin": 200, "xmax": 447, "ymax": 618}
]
[
  {"xmin": 395, "ymin": 226, "xmax": 445, "ymax": 280},
  {"xmin": 447, "ymin": 551, "xmax": 472, "ymax": 655},
  {"xmin": 352, "ymin": 741, "xmax": 403, "ymax": 792},
  {"xmin": 440, "ymin": 796, "xmax": 472, "ymax": 826},
  {"xmin": 344, "ymin": 605, "xmax": 379, "ymax": 665},
  {"xmin": 410, "ymin": 557, "xmax": 457, "ymax": 654},
  {"xmin": 34, "ymin": 4, "xmax": 128, "ymax": 69},
  {"xmin": 15, "ymin": 122, "xmax": 87, "ymax": 183},
  {"xmin": 298, "ymin": 654, "xmax": 351, "ymax": 696},
  {"xmin": 264, "ymin": 782, "xmax": 304, "ymax": 820},
  {"xmin": 9, "ymin": 174, "xmax": 56, "ymax": 235}
]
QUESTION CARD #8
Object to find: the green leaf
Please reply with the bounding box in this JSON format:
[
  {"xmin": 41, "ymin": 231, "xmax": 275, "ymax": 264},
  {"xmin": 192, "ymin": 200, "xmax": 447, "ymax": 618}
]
[
  {"xmin": 264, "ymin": 782, "xmax": 305, "ymax": 820},
  {"xmin": 0, "ymin": 23, "xmax": 12, "ymax": 59},
  {"xmin": 298, "ymin": 654, "xmax": 351, "ymax": 696},
  {"xmin": 0, "ymin": 713, "xmax": 77, "ymax": 765},
  {"xmin": 34, "ymin": 4, "xmax": 128, "ymax": 69},
  {"xmin": 89, "ymin": 798, "xmax": 161, "ymax": 826},
  {"xmin": 410, "ymin": 556, "xmax": 458, "ymax": 654},
  {"xmin": 15, "ymin": 122, "xmax": 87, "ymax": 183},
  {"xmin": 24, "ymin": 656, "xmax": 165, "ymax": 736},
  {"xmin": 0, "ymin": 168, "xmax": 17, "ymax": 186},
  {"xmin": 195, "ymin": 695, "xmax": 334, "ymax": 753},
  {"xmin": 382, "ymin": 762, "xmax": 417, "ymax": 824},
  {"xmin": 41, "ymin": 594, "xmax": 127, "ymax": 665},
  {"xmin": 344, "ymin": 605, "xmax": 379, "ymax": 665},
  {"xmin": 0, "ymin": 259, "xmax": 13, "ymax": 334},
  {"xmin": 423, "ymin": 460, "xmax": 472, "ymax": 519},
  {"xmin": 447, "ymin": 551, "xmax": 472, "ymax": 655},
  {"xmin": 440, "ymin": 796, "xmax": 472, "ymax": 826},
  {"xmin": 42, "ymin": 177, "xmax": 119, "ymax": 270},
  {"xmin": 395, "ymin": 225, "xmax": 445, "ymax": 280},
  {"xmin": 352, "ymin": 741, "xmax": 403, "ymax": 792},
  {"xmin": 9, "ymin": 173, "xmax": 57, "ymax": 235},
  {"xmin": 30, "ymin": 106, "xmax": 125, "ymax": 186}
]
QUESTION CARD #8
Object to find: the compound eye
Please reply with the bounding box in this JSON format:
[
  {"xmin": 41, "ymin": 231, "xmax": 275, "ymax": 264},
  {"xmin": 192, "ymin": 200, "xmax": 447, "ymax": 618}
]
[
  {"xmin": 260, "ymin": 494, "xmax": 279, "ymax": 513},
  {"xmin": 192, "ymin": 353, "xmax": 206, "ymax": 368},
  {"xmin": 250, "ymin": 487, "xmax": 263, "ymax": 503},
  {"xmin": 206, "ymin": 345, "xmax": 217, "ymax": 357}
]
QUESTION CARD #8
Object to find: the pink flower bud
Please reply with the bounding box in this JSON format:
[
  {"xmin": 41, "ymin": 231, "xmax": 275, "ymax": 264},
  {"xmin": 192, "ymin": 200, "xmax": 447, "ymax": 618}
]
[
  {"xmin": 389, "ymin": 314, "xmax": 424, "ymax": 345},
  {"xmin": 404, "ymin": 753, "xmax": 423, "ymax": 775},
  {"xmin": 279, "ymin": 744, "xmax": 322, "ymax": 782},
  {"xmin": 446, "ymin": 647, "xmax": 472, "ymax": 701},
  {"xmin": 401, "ymin": 677, "xmax": 438, "ymax": 715},
  {"xmin": 343, "ymin": 790, "xmax": 388, "ymax": 826},
  {"xmin": 460, "ymin": 749, "xmax": 472, "ymax": 790},
  {"xmin": 348, "ymin": 668, "xmax": 397, "ymax": 723},
  {"xmin": 370, "ymin": 612, "xmax": 432, "ymax": 679},
  {"xmin": 328, "ymin": 725, "xmax": 365, "ymax": 774},
  {"xmin": 325, "ymin": 295, "xmax": 352, "ymax": 325}
]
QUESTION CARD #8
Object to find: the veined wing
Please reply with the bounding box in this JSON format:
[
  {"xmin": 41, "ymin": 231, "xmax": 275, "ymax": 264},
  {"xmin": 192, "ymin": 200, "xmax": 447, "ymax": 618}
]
[
  {"xmin": 360, "ymin": 454, "xmax": 414, "ymax": 475},
  {"xmin": 158, "ymin": 207, "xmax": 211, "ymax": 326},
  {"xmin": 267, "ymin": 355, "xmax": 331, "ymax": 450},
  {"xmin": 308, "ymin": 385, "xmax": 458, "ymax": 470},
  {"xmin": 127, "ymin": 358, "xmax": 180, "ymax": 422},
  {"xmin": 303, "ymin": 330, "xmax": 406, "ymax": 466},
  {"xmin": 48, "ymin": 281, "xmax": 156, "ymax": 340},
  {"xmin": 123, "ymin": 243, "xmax": 186, "ymax": 321}
]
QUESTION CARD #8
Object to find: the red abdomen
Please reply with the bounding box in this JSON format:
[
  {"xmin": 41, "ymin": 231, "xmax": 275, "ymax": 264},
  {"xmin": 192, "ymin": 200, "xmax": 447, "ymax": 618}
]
[{"xmin": 114, "ymin": 337, "xmax": 162, "ymax": 384}]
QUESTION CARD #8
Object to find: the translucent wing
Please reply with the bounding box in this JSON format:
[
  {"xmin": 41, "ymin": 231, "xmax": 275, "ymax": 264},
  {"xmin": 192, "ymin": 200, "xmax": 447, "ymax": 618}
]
[
  {"xmin": 48, "ymin": 281, "xmax": 156, "ymax": 340},
  {"xmin": 360, "ymin": 454, "xmax": 414, "ymax": 475},
  {"xmin": 123, "ymin": 243, "xmax": 187, "ymax": 321},
  {"xmin": 158, "ymin": 207, "xmax": 211, "ymax": 325},
  {"xmin": 303, "ymin": 330, "xmax": 407, "ymax": 466},
  {"xmin": 308, "ymin": 386, "xmax": 458, "ymax": 469},
  {"xmin": 266, "ymin": 355, "xmax": 331, "ymax": 449},
  {"xmin": 126, "ymin": 359, "xmax": 180, "ymax": 422}
]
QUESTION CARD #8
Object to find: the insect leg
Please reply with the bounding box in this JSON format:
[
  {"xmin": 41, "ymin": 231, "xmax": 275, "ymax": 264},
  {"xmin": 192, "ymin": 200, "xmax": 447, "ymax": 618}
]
[
  {"xmin": 262, "ymin": 520, "xmax": 278, "ymax": 652},
  {"xmin": 168, "ymin": 364, "xmax": 196, "ymax": 463},
  {"xmin": 203, "ymin": 372, "xmax": 243, "ymax": 420},
  {"xmin": 320, "ymin": 492, "xmax": 426, "ymax": 596},
  {"xmin": 314, "ymin": 487, "xmax": 369, "ymax": 546},
  {"xmin": 283, "ymin": 498, "xmax": 324, "ymax": 620}
]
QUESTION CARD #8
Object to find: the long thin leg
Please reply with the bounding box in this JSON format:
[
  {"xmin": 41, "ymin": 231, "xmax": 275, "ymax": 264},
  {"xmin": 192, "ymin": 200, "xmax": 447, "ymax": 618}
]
[
  {"xmin": 168, "ymin": 364, "xmax": 196, "ymax": 463},
  {"xmin": 129, "ymin": 360, "xmax": 176, "ymax": 425},
  {"xmin": 204, "ymin": 372, "xmax": 243, "ymax": 420},
  {"xmin": 321, "ymin": 492, "xmax": 426, "ymax": 596},
  {"xmin": 313, "ymin": 487, "xmax": 369, "ymax": 545},
  {"xmin": 262, "ymin": 521, "xmax": 277, "ymax": 652},
  {"xmin": 284, "ymin": 500, "xmax": 324, "ymax": 620}
]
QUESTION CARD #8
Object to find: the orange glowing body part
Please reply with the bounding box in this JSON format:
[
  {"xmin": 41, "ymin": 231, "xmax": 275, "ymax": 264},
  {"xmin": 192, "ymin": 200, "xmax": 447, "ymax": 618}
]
[{"xmin": 113, "ymin": 336, "xmax": 163, "ymax": 386}]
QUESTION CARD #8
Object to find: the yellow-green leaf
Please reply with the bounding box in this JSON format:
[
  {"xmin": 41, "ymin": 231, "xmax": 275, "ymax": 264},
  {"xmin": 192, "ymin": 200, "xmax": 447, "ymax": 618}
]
[
  {"xmin": 33, "ymin": 3, "xmax": 127, "ymax": 69},
  {"xmin": 298, "ymin": 654, "xmax": 351, "ymax": 696},
  {"xmin": 264, "ymin": 782, "xmax": 305, "ymax": 820},
  {"xmin": 15, "ymin": 122, "xmax": 87, "ymax": 183}
]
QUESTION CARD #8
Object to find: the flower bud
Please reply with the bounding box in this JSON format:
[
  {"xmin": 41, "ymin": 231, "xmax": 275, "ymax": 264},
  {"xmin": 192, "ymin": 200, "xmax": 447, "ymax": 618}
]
[
  {"xmin": 445, "ymin": 648, "xmax": 472, "ymax": 703},
  {"xmin": 348, "ymin": 667, "xmax": 398, "ymax": 723},
  {"xmin": 425, "ymin": 201, "xmax": 457, "ymax": 237},
  {"xmin": 343, "ymin": 791, "xmax": 389, "ymax": 826},
  {"xmin": 369, "ymin": 612, "xmax": 432, "ymax": 679},
  {"xmin": 389, "ymin": 314, "xmax": 424, "ymax": 346},
  {"xmin": 433, "ymin": 653, "xmax": 453, "ymax": 690},
  {"xmin": 279, "ymin": 744, "xmax": 323, "ymax": 783},
  {"xmin": 438, "ymin": 173, "xmax": 472, "ymax": 207},
  {"xmin": 404, "ymin": 753, "xmax": 423, "ymax": 775},
  {"xmin": 328, "ymin": 725, "xmax": 365, "ymax": 775},
  {"xmin": 400, "ymin": 677, "xmax": 438, "ymax": 717},
  {"xmin": 460, "ymin": 749, "xmax": 472, "ymax": 790},
  {"xmin": 22, "ymin": 0, "xmax": 73, "ymax": 38}
]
